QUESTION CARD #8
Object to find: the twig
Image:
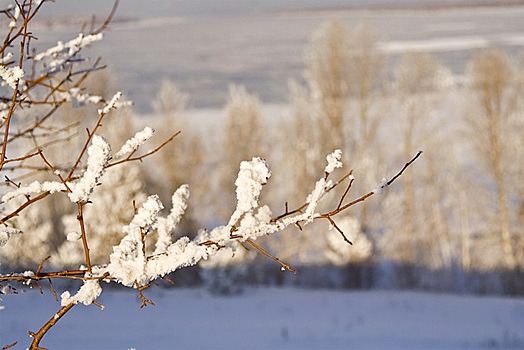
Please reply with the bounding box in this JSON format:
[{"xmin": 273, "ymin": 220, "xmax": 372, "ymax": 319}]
[
  {"xmin": 387, "ymin": 150, "xmax": 423, "ymax": 186},
  {"xmin": 246, "ymin": 238, "xmax": 298, "ymax": 274},
  {"xmin": 29, "ymin": 302, "xmax": 75, "ymax": 350},
  {"xmin": 135, "ymin": 282, "xmax": 155, "ymax": 308},
  {"xmin": 1, "ymin": 341, "xmax": 18, "ymax": 350},
  {"xmin": 76, "ymin": 202, "xmax": 92, "ymax": 273}
]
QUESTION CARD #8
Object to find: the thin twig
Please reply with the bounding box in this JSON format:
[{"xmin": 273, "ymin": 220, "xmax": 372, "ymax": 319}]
[
  {"xmin": 29, "ymin": 302, "xmax": 75, "ymax": 350},
  {"xmin": 246, "ymin": 238, "xmax": 298, "ymax": 274}
]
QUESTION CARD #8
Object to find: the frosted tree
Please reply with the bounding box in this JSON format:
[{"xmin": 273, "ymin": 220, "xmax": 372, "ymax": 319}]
[
  {"xmin": 380, "ymin": 52, "xmax": 455, "ymax": 270},
  {"xmin": 305, "ymin": 20, "xmax": 350, "ymax": 156},
  {"xmin": 150, "ymin": 79, "xmax": 205, "ymax": 233},
  {"xmin": 464, "ymin": 49, "xmax": 522, "ymax": 270},
  {"xmin": 218, "ymin": 84, "xmax": 266, "ymax": 221}
]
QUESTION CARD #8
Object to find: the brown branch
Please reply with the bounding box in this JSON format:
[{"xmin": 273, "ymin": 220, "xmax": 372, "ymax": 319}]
[
  {"xmin": 107, "ymin": 131, "xmax": 181, "ymax": 168},
  {"xmin": 135, "ymin": 282, "xmax": 155, "ymax": 308},
  {"xmin": 29, "ymin": 302, "xmax": 75, "ymax": 350},
  {"xmin": 76, "ymin": 202, "xmax": 92, "ymax": 273},
  {"xmin": 387, "ymin": 150, "xmax": 423, "ymax": 186},
  {"xmin": 91, "ymin": 0, "xmax": 119, "ymax": 35},
  {"xmin": 1, "ymin": 342, "xmax": 17, "ymax": 350},
  {"xmin": 0, "ymin": 191, "xmax": 50, "ymax": 225},
  {"xmin": 246, "ymin": 238, "xmax": 298, "ymax": 274}
]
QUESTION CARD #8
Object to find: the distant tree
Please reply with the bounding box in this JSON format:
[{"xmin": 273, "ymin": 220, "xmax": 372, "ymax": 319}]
[
  {"xmin": 217, "ymin": 84, "xmax": 266, "ymax": 221},
  {"xmin": 151, "ymin": 79, "xmax": 205, "ymax": 233},
  {"xmin": 465, "ymin": 49, "xmax": 521, "ymax": 270},
  {"xmin": 380, "ymin": 52, "xmax": 454, "ymax": 270}
]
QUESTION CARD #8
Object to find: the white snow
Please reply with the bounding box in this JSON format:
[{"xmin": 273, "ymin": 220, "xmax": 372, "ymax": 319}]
[
  {"xmin": 114, "ymin": 127, "xmax": 155, "ymax": 159},
  {"xmin": 0, "ymin": 65, "xmax": 23, "ymax": 89},
  {"xmin": 60, "ymin": 279, "xmax": 102, "ymax": 307},
  {"xmin": 33, "ymin": 33, "xmax": 103, "ymax": 73},
  {"xmin": 68, "ymin": 135, "xmax": 111, "ymax": 203},
  {"xmin": 324, "ymin": 149, "xmax": 343, "ymax": 174},
  {"xmin": 1, "ymin": 287, "xmax": 523, "ymax": 349},
  {"xmin": 98, "ymin": 91, "xmax": 123, "ymax": 115}
]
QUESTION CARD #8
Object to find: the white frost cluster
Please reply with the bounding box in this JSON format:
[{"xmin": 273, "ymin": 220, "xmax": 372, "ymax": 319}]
[
  {"xmin": 60, "ymin": 279, "xmax": 102, "ymax": 306},
  {"xmin": 154, "ymin": 185, "xmax": 190, "ymax": 255},
  {"xmin": 8, "ymin": 4, "xmax": 20, "ymax": 28},
  {"xmin": 0, "ymin": 226, "xmax": 21, "ymax": 247},
  {"xmin": 1, "ymin": 180, "xmax": 66, "ymax": 203},
  {"xmin": 374, "ymin": 177, "xmax": 389, "ymax": 195},
  {"xmin": 107, "ymin": 195, "xmax": 165, "ymax": 286},
  {"xmin": 33, "ymin": 33, "xmax": 103, "ymax": 73},
  {"xmin": 58, "ymin": 87, "xmax": 103, "ymax": 108},
  {"xmin": 0, "ymin": 53, "xmax": 12, "ymax": 64},
  {"xmin": 0, "ymin": 65, "xmax": 24, "ymax": 90},
  {"xmin": 1, "ymin": 136, "xmax": 111, "ymax": 204},
  {"xmin": 98, "ymin": 91, "xmax": 131, "ymax": 115},
  {"xmin": 228, "ymin": 157, "xmax": 271, "ymax": 228},
  {"xmin": 325, "ymin": 149, "xmax": 343, "ymax": 174},
  {"xmin": 68, "ymin": 135, "xmax": 111, "ymax": 203},
  {"xmin": 114, "ymin": 127, "xmax": 155, "ymax": 159}
]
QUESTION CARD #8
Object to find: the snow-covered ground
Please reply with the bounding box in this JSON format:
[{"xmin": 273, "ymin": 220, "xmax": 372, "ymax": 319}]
[
  {"xmin": 29, "ymin": 1, "xmax": 524, "ymax": 112},
  {"xmin": 2, "ymin": 287, "xmax": 524, "ymax": 349}
]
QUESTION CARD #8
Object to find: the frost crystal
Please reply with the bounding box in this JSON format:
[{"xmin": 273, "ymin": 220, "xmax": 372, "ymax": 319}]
[
  {"xmin": 68, "ymin": 135, "xmax": 111, "ymax": 203},
  {"xmin": 325, "ymin": 149, "xmax": 343, "ymax": 174},
  {"xmin": 0, "ymin": 226, "xmax": 22, "ymax": 246},
  {"xmin": 107, "ymin": 195, "xmax": 164, "ymax": 286},
  {"xmin": 114, "ymin": 127, "xmax": 155, "ymax": 159},
  {"xmin": 228, "ymin": 157, "xmax": 271, "ymax": 227},
  {"xmin": 1, "ymin": 180, "xmax": 66, "ymax": 203},
  {"xmin": 0, "ymin": 66, "xmax": 24, "ymax": 89},
  {"xmin": 33, "ymin": 33, "xmax": 103, "ymax": 73},
  {"xmin": 58, "ymin": 87, "xmax": 103, "ymax": 107},
  {"xmin": 154, "ymin": 185, "xmax": 190, "ymax": 255},
  {"xmin": 98, "ymin": 91, "xmax": 127, "ymax": 115},
  {"xmin": 60, "ymin": 279, "xmax": 102, "ymax": 306},
  {"xmin": 374, "ymin": 177, "xmax": 389, "ymax": 195}
]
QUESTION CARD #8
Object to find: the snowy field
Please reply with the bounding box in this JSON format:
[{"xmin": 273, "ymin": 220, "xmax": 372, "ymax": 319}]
[
  {"xmin": 28, "ymin": 0, "xmax": 524, "ymax": 112},
  {"xmin": 2, "ymin": 287, "xmax": 524, "ymax": 349}
]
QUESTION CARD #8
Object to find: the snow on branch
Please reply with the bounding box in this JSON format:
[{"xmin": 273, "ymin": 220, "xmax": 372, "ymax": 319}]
[
  {"xmin": 99, "ymin": 153, "xmax": 350, "ymax": 288},
  {"xmin": 154, "ymin": 185, "xmax": 190, "ymax": 255},
  {"xmin": 228, "ymin": 157, "xmax": 271, "ymax": 228},
  {"xmin": 98, "ymin": 91, "xmax": 131, "ymax": 115},
  {"xmin": 68, "ymin": 135, "xmax": 111, "ymax": 203},
  {"xmin": 58, "ymin": 88, "xmax": 103, "ymax": 108},
  {"xmin": 114, "ymin": 127, "xmax": 155, "ymax": 159},
  {"xmin": 60, "ymin": 279, "xmax": 102, "ymax": 307},
  {"xmin": 33, "ymin": 33, "xmax": 104, "ymax": 73},
  {"xmin": 0, "ymin": 65, "xmax": 24, "ymax": 90}
]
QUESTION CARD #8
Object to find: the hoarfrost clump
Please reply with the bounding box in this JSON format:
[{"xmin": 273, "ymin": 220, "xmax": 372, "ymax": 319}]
[
  {"xmin": 98, "ymin": 91, "xmax": 131, "ymax": 115},
  {"xmin": 374, "ymin": 177, "xmax": 389, "ymax": 195},
  {"xmin": 33, "ymin": 33, "xmax": 104, "ymax": 73},
  {"xmin": 0, "ymin": 226, "xmax": 21, "ymax": 247},
  {"xmin": 58, "ymin": 87, "xmax": 103, "ymax": 107},
  {"xmin": 1, "ymin": 180, "xmax": 65, "ymax": 203},
  {"xmin": 325, "ymin": 149, "xmax": 343, "ymax": 174},
  {"xmin": 107, "ymin": 195, "xmax": 165, "ymax": 286},
  {"xmin": 154, "ymin": 185, "xmax": 190, "ymax": 255},
  {"xmin": 114, "ymin": 127, "xmax": 155, "ymax": 159},
  {"xmin": 68, "ymin": 135, "xmax": 111, "ymax": 203},
  {"xmin": 0, "ymin": 65, "xmax": 24, "ymax": 90},
  {"xmin": 60, "ymin": 279, "xmax": 102, "ymax": 307},
  {"xmin": 228, "ymin": 157, "xmax": 271, "ymax": 228}
]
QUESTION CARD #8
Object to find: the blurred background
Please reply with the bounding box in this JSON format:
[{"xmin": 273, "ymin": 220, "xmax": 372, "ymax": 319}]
[{"xmin": 1, "ymin": 0, "xmax": 524, "ymax": 295}]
